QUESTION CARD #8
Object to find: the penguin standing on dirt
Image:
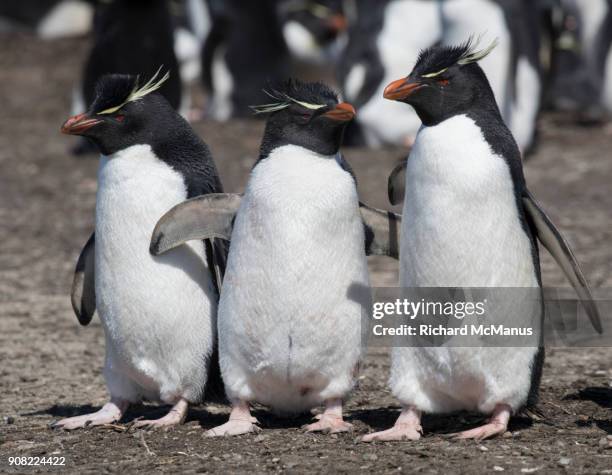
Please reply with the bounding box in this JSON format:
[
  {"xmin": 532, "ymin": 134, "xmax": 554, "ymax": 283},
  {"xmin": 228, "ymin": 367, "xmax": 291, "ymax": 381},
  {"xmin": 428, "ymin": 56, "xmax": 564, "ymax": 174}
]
[
  {"xmin": 149, "ymin": 79, "xmax": 401, "ymax": 436},
  {"xmin": 53, "ymin": 71, "xmax": 226, "ymax": 430},
  {"xmin": 364, "ymin": 41, "xmax": 601, "ymax": 441}
]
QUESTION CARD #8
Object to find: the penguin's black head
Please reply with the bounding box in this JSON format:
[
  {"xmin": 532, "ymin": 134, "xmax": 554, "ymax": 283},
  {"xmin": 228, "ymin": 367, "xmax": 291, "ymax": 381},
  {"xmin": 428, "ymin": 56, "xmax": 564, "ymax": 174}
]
[
  {"xmin": 383, "ymin": 39, "xmax": 500, "ymax": 126},
  {"xmin": 256, "ymin": 79, "xmax": 355, "ymax": 158},
  {"xmin": 61, "ymin": 71, "xmax": 176, "ymax": 155}
]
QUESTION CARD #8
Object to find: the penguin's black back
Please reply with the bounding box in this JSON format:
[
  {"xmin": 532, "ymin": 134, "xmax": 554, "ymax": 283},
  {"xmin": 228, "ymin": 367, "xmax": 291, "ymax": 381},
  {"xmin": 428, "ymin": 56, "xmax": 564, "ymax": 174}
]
[
  {"xmin": 146, "ymin": 95, "xmax": 222, "ymax": 197},
  {"xmin": 82, "ymin": 0, "xmax": 181, "ymax": 110}
]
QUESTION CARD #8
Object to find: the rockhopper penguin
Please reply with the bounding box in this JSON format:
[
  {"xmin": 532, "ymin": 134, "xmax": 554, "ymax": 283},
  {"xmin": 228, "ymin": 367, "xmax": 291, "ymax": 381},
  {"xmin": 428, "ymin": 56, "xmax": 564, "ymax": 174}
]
[
  {"xmin": 52, "ymin": 71, "xmax": 226, "ymax": 430},
  {"xmin": 364, "ymin": 40, "xmax": 602, "ymax": 442},
  {"xmin": 148, "ymin": 79, "xmax": 402, "ymax": 436}
]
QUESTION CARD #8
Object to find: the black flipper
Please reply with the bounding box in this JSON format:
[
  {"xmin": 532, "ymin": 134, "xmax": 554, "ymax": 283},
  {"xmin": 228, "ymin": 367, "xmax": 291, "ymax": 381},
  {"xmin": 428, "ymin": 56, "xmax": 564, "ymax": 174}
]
[
  {"xmin": 360, "ymin": 202, "xmax": 401, "ymax": 260},
  {"xmin": 71, "ymin": 232, "xmax": 96, "ymax": 326},
  {"xmin": 388, "ymin": 160, "xmax": 407, "ymax": 206},
  {"xmin": 150, "ymin": 193, "xmax": 242, "ymax": 256},
  {"xmin": 522, "ymin": 190, "xmax": 602, "ymax": 334}
]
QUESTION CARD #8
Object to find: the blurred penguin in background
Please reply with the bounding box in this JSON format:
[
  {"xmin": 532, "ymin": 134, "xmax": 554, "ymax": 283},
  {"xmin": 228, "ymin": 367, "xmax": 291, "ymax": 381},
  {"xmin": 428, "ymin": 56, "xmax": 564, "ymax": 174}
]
[
  {"xmin": 441, "ymin": 0, "xmax": 542, "ymax": 154},
  {"xmin": 278, "ymin": 0, "xmax": 347, "ymax": 65},
  {"xmin": 597, "ymin": 0, "xmax": 612, "ymax": 114},
  {"xmin": 72, "ymin": 0, "xmax": 182, "ymax": 155},
  {"xmin": 546, "ymin": 0, "xmax": 612, "ymax": 120},
  {"xmin": 339, "ymin": 0, "xmax": 541, "ymax": 153},
  {"xmin": 173, "ymin": 0, "xmax": 211, "ymax": 87},
  {"xmin": 339, "ymin": 0, "xmax": 442, "ymax": 147},
  {"xmin": 201, "ymin": 0, "xmax": 347, "ymax": 120},
  {"xmin": 201, "ymin": 0, "xmax": 290, "ymax": 120},
  {"xmin": 0, "ymin": 0, "xmax": 93, "ymax": 38}
]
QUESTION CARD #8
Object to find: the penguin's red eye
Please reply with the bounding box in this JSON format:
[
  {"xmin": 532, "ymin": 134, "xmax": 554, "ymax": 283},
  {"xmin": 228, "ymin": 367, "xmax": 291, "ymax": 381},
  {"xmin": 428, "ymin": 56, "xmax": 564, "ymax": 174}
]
[
  {"xmin": 438, "ymin": 79, "xmax": 450, "ymax": 87},
  {"xmin": 115, "ymin": 114, "xmax": 125, "ymax": 122}
]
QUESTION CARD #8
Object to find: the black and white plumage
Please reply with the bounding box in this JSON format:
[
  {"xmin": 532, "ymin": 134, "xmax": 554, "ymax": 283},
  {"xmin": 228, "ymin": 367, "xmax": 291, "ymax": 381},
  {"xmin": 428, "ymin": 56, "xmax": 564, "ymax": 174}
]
[
  {"xmin": 545, "ymin": 0, "xmax": 611, "ymax": 119},
  {"xmin": 53, "ymin": 72, "xmax": 225, "ymax": 430},
  {"xmin": 278, "ymin": 0, "xmax": 347, "ymax": 64},
  {"xmin": 150, "ymin": 79, "xmax": 401, "ymax": 436},
  {"xmin": 363, "ymin": 41, "xmax": 601, "ymax": 442},
  {"xmin": 339, "ymin": 0, "xmax": 440, "ymax": 147}
]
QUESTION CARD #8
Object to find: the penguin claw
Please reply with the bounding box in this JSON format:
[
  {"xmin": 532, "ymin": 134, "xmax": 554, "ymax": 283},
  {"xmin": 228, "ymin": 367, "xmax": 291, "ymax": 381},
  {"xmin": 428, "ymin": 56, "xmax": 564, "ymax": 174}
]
[
  {"xmin": 304, "ymin": 415, "xmax": 353, "ymax": 434},
  {"xmin": 132, "ymin": 399, "xmax": 188, "ymax": 430},
  {"xmin": 50, "ymin": 411, "xmax": 121, "ymax": 431},
  {"xmin": 360, "ymin": 424, "xmax": 422, "ymax": 442},
  {"xmin": 451, "ymin": 421, "xmax": 507, "ymax": 441},
  {"xmin": 451, "ymin": 404, "xmax": 512, "ymax": 441},
  {"xmin": 204, "ymin": 419, "xmax": 260, "ymax": 437}
]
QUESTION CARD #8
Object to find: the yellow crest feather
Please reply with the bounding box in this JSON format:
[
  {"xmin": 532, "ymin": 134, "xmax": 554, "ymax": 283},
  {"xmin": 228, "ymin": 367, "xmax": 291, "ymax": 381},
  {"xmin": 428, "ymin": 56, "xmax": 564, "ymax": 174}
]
[{"xmin": 97, "ymin": 67, "xmax": 170, "ymax": 115}]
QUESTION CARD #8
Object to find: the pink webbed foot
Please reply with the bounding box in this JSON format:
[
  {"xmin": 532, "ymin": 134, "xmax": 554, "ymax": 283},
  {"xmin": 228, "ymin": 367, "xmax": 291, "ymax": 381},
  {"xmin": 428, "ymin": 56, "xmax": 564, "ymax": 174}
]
[
  {"xmin": 361, "ymin": 406, "xmax": 422, "ymax": 442},
  {"xmin": 51, "ymin": 399, "xmax": 128, "ymax": 431},
  {"xmin": 452, "ymin": 404, "xmax": 511, "ymax": 441},
  {"xmin": 205, "ymin": 401, "xmax": 260, "ymax": 437},
  {"xmin": 133, "ymin": 399, "xmax": 188, "ymax": 430},
  {"xmin": 305, "ymin": 399, "xmax": 352, "ymax": 434}
]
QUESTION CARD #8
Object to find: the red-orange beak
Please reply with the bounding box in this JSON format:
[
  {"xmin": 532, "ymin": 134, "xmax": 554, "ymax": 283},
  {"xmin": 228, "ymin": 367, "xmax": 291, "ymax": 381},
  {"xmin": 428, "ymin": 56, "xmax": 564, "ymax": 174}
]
[
  {"xmin": 383, "ymin": 77, "xmax": 425, "ymax": 101},
  {"xmin": 323, "ymin": 102, "xmax": 356, "ymax": 122},
  {"xmin": 327, "ymin": 14, "xmax": 347, "ymax": 33},
  {"xmin": 61, "ymin": 113, "xmax": 102, "ymax": 136}
]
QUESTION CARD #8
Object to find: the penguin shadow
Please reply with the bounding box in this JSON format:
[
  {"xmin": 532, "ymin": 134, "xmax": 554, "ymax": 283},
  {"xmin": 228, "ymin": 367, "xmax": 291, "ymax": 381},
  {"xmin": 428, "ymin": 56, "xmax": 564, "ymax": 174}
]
[
  {"xmin": 249, "ymin": 408, "xmax": 318, "ymax": 431},
  {"xmin": 25, "ymin": 404, "xmax": 101, "ymax": 419},
  {"xmin": 350, "ymin": 407, "xmax": 533, "ymax": 436},
  {"xmin": 565, "ymin": 387, "xmax": 612, "ymax": 409},
  {"xmin": 565, "ymin": 387, "xmax": 612, "ymax": 434}
]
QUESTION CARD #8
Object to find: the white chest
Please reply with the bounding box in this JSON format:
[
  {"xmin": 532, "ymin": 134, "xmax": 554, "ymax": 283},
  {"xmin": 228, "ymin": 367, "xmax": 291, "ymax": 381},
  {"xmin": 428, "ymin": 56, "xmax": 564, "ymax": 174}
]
[
  {"xmin": 95, "ymin": 145, "xmax": 189, "ymax": 260},
  {"xmin": 221, "ymin": 145, "xmax": 369, "ymax": 338},
  {"xmin": 400, "ymin": 115, "xmax": 537, "ymax": 287},
  {"xmin": 94, "ymin": 145, "xmax": 214, "ymax": 336},
  {"xmin": 234, "ymin": 145, "xmax": 363, "ymax": 253}
]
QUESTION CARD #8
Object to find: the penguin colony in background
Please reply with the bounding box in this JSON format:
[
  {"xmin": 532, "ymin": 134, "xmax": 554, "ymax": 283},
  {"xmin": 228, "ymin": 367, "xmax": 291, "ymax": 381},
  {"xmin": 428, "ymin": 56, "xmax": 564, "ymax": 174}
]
[
  {"xmin": 21, "ymin": 1, "xmax": 608, "ymax": 156},
  {"xmin": 55, "ymin": 35, "xmax": 602, "ymax": 438}
]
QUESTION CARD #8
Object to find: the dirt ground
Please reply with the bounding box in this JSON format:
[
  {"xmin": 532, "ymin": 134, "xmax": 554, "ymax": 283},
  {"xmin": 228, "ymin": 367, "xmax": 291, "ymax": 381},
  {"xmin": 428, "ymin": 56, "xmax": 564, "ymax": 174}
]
[{"xmin": 0, "ymin": 33, "xmax": 611, "ymax": 474}]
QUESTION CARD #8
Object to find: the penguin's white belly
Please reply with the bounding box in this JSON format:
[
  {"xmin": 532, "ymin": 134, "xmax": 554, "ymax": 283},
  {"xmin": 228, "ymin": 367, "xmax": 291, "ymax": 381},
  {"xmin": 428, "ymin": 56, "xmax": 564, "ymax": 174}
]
[
  {"xmin": 95, "ymin": 145, "xmax": 216, "ymax": 404},
  {"xmin": 218, "ymin": 145, "xmax": 370, "ymax": 412},
  {"xmin": 393, "ymin": 116, "xmax": 539, "ymax": 414}
]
